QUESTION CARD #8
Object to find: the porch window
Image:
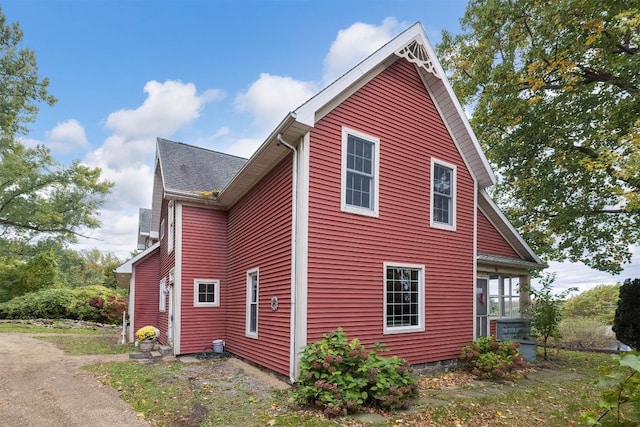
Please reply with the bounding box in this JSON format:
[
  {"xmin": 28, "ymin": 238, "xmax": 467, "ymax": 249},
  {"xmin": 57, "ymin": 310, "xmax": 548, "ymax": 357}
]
[
  {"xmin": 489, "ymin": 275, "xmax": 520, "ymax": 318},
  {"xmin": 341, "ymin": 127, "xmax": 379, "ymax": 217},
  {"xmin": 246, "ymin": 269, "xmax": 259, "ymax": 338},
  {"xmin": 383, "ymin": 263, "xmax": 425, "ymax": 334},
  {"xmin": 431, "ymin": 159, "xmax": 456, "ymax": 230},
  {"xmin": 193, "ymin": 279, "xmax": 219, "ymax": 307}
]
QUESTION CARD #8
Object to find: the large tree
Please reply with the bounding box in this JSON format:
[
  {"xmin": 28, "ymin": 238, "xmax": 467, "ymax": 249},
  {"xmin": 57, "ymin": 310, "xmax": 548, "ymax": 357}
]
[
  {"xmin": 438, "ymin": 0, "xmax": 640, "ymax": 273},
  {"xmin": 0, "ymin": 7, "xmax": 112, "ymax": 253}
]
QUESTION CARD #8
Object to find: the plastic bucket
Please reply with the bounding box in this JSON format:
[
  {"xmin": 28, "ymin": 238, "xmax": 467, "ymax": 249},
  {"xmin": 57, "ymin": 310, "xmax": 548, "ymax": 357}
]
[{"xmin": 213, "ymin": 339, "xmax": 224, "ymax": 353}]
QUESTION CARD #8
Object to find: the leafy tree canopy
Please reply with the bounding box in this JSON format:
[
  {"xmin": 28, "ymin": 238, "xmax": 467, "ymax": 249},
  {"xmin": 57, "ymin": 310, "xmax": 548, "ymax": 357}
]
[
  {"xmin": 562, "ymin": 283, "xmax": 620, "ymax": 324},
  {"xmin": 438, "ymin": 0, "xmax": 640, "ymax": 273},
  {"xmin": 0, "ymin": 7, "xmax": 112, "ymax": 251}
]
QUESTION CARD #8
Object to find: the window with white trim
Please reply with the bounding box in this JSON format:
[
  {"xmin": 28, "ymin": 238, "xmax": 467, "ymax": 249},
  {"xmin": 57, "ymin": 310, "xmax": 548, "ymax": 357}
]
[
  {"xmin": 168, "ymin": 268, "xmax": 175, "ymax": 285},
  {"xmin": 193, "ymin": 279, "xmax": 220, "ymax": 307},
  {"xmin": 160, "ymin": 219, "xmax": 165, "ymax": 240},
  {"xmin": 246, "ymin": 269, "xmax": 259, "ymax": 338},
  {"xmin": 431, "ymin": 159, "xmax": 456, "ymax": 230},
  {"xmin": 341, "ymin": 127, "xmax": 379, "ymax": 217},
  {"xmin": 168, "ymin": 200, "xmax": 175, "ymax": 253},
  {"xmin": 489, "ymin": 275, "xmax": 520, "ymax": 318},
  {"xmin": 159, "ymin": 278, "xmax": 167, "ymax": 312},
  {"xmin": 383, "ymin": 263, "xmax": 425, "ymax": 334}
]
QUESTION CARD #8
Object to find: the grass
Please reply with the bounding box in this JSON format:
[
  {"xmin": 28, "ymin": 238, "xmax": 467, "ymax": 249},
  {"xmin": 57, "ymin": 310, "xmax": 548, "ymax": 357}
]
[
  {"xmin": 36, "ymin": 334, "xmax": 135, "ymax": 355},
  {"xmin": 82, "ymin": 347, "xmax": 625, "ymax": 427},
  {"xmin": 0, "ymin": 322, "xmax": 110, "ymax": 334}
]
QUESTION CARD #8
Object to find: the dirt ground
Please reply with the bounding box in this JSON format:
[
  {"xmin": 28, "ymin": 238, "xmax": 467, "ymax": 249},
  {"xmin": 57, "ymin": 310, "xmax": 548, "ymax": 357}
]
[{"xmin": 0, "ymin": 333, "xmax": 150, "ymax": 427}]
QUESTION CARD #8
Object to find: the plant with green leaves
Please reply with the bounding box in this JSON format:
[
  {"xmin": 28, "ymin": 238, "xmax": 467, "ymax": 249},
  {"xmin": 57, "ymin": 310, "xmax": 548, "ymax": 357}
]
[
  {"xmin": 563, "ymin": 284, "xmax": 621, "ymax": 325},
  {"xmin": 613, "ymin": 278, "xmax": 640, "ymax": 350},
  {"xmin": 438, "ymin": 0, "xmax": 640, "ymax": 274},
  {"xmin": 582, "ymin": 351, "xmax": 640, "ymax": 426},
  {"xmin": 459, "ymin": 336, "xmax": 527, "ymax": 380},
  {"xmin": 292, "ymin": 328, "xmax": 417, "ymax": 416},
  {"xmin": 527, "ymin": 274, "xmax": 577, "ymax": 360}
]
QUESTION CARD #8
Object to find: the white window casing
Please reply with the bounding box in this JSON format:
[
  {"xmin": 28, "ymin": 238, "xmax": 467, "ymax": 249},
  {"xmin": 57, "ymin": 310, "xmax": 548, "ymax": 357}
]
[
  {"xmin": 383, "ymin": 262, "xmax": 425, "ymax": 334},
  {"xmin": 430, "ymin": 158, "xmax": 456, "ymax": 231},
  {"xmin": 193, "ymin": 279, "xmax": 220, "ymax": 307},
  {"xmin": 246, "ymin": 268, "xmax": 259, "ymax": 338},
  {"xmin": 341, "ymin": 127, "xmax": 380, "ymax": 217}
]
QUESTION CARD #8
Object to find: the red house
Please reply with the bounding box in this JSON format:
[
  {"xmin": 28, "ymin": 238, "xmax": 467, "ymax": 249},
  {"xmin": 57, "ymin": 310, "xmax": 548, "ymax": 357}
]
[{"xmin": 115, "ymin": 22, "xmax": 545, "ymax": 382}]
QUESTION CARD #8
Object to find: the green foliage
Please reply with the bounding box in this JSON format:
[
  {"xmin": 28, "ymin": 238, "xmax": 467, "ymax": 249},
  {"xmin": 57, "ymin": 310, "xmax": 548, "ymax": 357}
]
[
  {"xmin": 527, "ymin": 274, "xmax": 576, "ymax": 360},
  {"xmin": 292, "ymin": 328, "xmax": 417, "ymax": 416},
  {"xmin": 0, "ymin": 8, "xmax": 112, "ymax": 254},
  {"xmin": 557, "ymin": 317, "xmax": 617, "ymax": 350},
  {"xmin": 438, "ymin": 0, "xmax": 640, "ymax": 273},
  {"xmin": 563, "ymin": 284, "xmax": 621, "ymax": 324},
  {"xmin": 0, "ymin": 285, "xmax": 126, "ymax": 324},
  {"xmin": 459, "ymin": 336, "xmax": 526, "ymax": 380},
  {"xmin": 613, "ymin": 278, "xmax": 640, "ymax": 350},
  {"xmin": 582, "ymin": 351, "xmax": 640, "ymax": 426}
]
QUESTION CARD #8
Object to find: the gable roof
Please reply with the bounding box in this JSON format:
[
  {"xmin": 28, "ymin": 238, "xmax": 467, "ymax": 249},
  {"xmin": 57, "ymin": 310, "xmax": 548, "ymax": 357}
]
[{"xmin": 137, "ymin": 207, "xmax": 152, "ymax": 249}]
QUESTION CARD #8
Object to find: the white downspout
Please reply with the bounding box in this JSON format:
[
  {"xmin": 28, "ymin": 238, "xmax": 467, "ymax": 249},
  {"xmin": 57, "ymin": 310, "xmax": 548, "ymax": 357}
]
[{"xmin": 277, "ymin": 133, "xmax": 298, "ymax": 383}]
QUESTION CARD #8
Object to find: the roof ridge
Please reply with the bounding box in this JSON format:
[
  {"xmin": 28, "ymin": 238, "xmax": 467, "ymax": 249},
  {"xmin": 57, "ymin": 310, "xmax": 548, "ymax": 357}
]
[{"xmin": 157, "ymin": 137, "xmax": 248, "ymax": 161}]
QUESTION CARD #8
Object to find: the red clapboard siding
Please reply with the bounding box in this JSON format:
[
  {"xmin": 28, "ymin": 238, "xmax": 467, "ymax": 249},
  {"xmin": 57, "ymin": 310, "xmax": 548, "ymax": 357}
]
[
  {"xmin": 132, "ymin": 250, "xmax": 160, "ymax": 335},
  {"xmin": 307, "ymin": 58, "xmax": 475, "ymax": 364},
  {"xmin": 179, "ymin": 205, "xmax": 228, "ymax": 353},
  {"xmin": 477, "ymin": 209, "xmax": 520, "ymax": 258},
  {"xmin": 226, "ymin": 156, "xmax": 293, "ymax": 376}
]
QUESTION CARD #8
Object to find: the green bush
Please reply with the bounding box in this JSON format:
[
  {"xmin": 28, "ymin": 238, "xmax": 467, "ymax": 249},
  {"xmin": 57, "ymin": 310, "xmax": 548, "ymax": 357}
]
[
  {"xmin": 0, "ymin": 285, "xmax": 127, "ymax": 324},
  {"xmin": 292, "ymin": 328, "xmax": 417, "ymax": 416},
  {"xmin": 459, "ymin": 336, "xmax": 527, "ymax": 380},
  {"xmin": 557, "ymin": 317, "xmax": 617, "ymax": 350},
  {"xmin": 612, "ymin": 278, "xmax": 640, "ymax": 350}
]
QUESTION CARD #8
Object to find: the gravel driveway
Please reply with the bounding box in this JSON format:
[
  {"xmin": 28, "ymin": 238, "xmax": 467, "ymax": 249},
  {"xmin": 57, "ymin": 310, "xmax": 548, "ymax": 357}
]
[{"xmin": 0, "ymin": 333, "xmax": 149, "ymax": 427}]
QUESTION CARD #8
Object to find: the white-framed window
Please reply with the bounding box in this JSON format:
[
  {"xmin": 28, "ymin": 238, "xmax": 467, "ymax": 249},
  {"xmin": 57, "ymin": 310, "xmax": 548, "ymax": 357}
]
[
  {"xmin": 489, "ymin": 275, "xmax": 520, "ymax": 318},
  {"xmin": 246, "ymin": 268, "xmax": 259, "ymax": 338},
  {"xmin": 341, "ymin": 127, "xmax": 380, "ymax": 217},
  {"xmin": 430, "ymin": 158, "xmax": 456, "ymax": 230},
  {"xmin": 168, "ymin": 268, "xmax": 175, "ymax": 285},
  {"xmin": 383, "ymin": 263, "xmax": 425, "ymax": 334},
  {"xmin": 168, "ymin": 200, "xmax": 175, "ymax": 253},
  {"xmin": 160, "ymin": 219, "xmax": 165, "ymax": 240},
  {"xmin": 159, "ymin": 278, "xmax": 167, "ymax": 312},
  {"xmin": 193, "ymin": 279, "xmax": 220, "ymax": 307}
]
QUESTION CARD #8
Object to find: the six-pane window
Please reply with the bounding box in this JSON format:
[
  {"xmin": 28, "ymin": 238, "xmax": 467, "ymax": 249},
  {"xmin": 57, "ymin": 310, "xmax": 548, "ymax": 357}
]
[
  {"xmin": 489, "ymin": 275, "xmax": 520, "ymax": 318},
  {"xmin": 346, "ymin": 135, "xmax": 374, "ymax": 209}
]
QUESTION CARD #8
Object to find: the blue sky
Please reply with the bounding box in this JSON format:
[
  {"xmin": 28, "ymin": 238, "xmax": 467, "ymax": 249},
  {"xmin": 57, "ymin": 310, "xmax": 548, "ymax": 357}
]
[{"xmin": 3, "ymin": 0, "xmax": 638, "ymax": 293}]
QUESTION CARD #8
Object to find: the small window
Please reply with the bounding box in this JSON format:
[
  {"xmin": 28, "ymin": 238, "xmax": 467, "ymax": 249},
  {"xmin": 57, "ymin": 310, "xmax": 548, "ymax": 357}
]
[
  {"xmin": 160, "ymin": 219, "xmax": 165, "ymax": 240},
  {"xmin": 159, "ymin": 278, "xmax": 167, "ymax": 312},
  {"xmin": 383, "ymin": 263, "xmax": 425, "ymax": 334},
  {"xmin": 246, "ymin": 269, "xmax": 259, "ymax": 338},
  {"xmin": 193, "ymin": 279, "xmax": 220, "ymax": 307},
  {"xmin": 431, "ymin": 159, "xmax": 456, "ymax": 230},
  {"xmin": 489, "ymin": 275, "xmax": 520, "ymax": 318},
  {"xmin": 168, "ymin": 200, "xmax": 175, "ymax": 253},
  {"xmin": 341, "ymin": 127, "xmax": 380, "ymax": 217},
  {"xmin": 168, "ymin": 268, "xmax": 175, "ymax": 285}
]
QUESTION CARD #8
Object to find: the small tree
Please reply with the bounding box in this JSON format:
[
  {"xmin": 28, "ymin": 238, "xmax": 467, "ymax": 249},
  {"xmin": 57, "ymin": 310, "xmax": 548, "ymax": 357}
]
[
  {"xmin": 612, "ymin": 278, "xmax": 640, "ymax": 350},
  {"xmin": 527, "ymin": 274, "xmax": 576, "ymax": 360}
]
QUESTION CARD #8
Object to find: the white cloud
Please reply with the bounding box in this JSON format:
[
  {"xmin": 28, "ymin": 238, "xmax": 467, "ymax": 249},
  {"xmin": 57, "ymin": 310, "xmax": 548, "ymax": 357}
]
[
  {"xmin": 45, "ymin": 119, "xmax": 88, "ymax": 153},
  {"xmin": 105, "ymin": 80, "xmax": 220, "ymax": 138},
  {"xmin": 235, "ymin": 73, "xmax": 316, "ymax": 129},
  {"xmin": 322, "ymin": 17, "xmax": 407, "ymax": 84},
  {"xmin": 224, "ymin": 137, "xmax": 261, "ymax": 159}
]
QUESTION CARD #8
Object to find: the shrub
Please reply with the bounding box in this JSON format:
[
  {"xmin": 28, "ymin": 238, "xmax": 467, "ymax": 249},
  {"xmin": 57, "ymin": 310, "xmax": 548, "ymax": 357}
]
[
  {"xmin": 612, "ymin": 278, "xmax": 640, "ymax": 350},
  {"xmin": 459, "ymin": 336, "xmax": 527, "ymax": 380},
  {"xmin": 0, "ymin": 285, "xmax": 126, "ymax": 324},
  {"xmin": 292, "ymin": 328, "xmax": 417, "ymax": 416},
  {"xmin": 557, "ymin": 317, "xmax": 617, "ymax": 350}
]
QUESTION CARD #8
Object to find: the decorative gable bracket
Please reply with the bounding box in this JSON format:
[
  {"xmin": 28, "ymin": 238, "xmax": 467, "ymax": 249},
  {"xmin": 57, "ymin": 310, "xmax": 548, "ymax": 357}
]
[{"xmin": 395, "ymin": 40, "xmax": 441, "ymax": 79}]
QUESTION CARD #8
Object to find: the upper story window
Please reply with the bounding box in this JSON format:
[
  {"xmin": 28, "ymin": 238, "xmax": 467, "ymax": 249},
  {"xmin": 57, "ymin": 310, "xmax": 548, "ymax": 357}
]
[
  {"xmin": 383, "ymin": 263, "xmax": 425, "ymax": 334},
  {"xmin": 431, "ymin": 159, "xmax": 456, "ymax": 230},
  {"xmin": 341, "ymin": 127, "xmax": 379, "ymax": 217},
  {"xmin": 159, "ymin": 278, "xmax": 167, "ymax": 312},
  {"xmin": 168, "ymin": 200, "xmax": 175, "ymax": 253}
]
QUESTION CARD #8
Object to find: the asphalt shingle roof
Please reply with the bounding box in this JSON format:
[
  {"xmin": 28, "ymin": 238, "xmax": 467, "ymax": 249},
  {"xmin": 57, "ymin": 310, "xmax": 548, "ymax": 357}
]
[{"xmin": 157, "ymin": 138, "xmax": 247, "ymax": 193}]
